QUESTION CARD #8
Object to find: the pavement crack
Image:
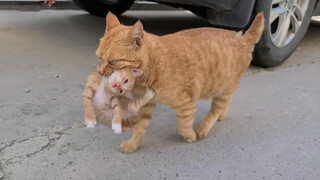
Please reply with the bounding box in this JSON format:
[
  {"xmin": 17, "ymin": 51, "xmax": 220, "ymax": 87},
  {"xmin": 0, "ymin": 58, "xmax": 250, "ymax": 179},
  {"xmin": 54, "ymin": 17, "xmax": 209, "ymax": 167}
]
[
  {"xmin": 1, "ymin": 136, "xmax": 49, "ymax": 165},
  {"xmin": 0, "ymin": 144, "xmax": 7, "ymax": 152},
  {"xmin": 0, "ymin": 132, "xmax": 63, "ymax": 167},
  {"xmin": 0, "ymin": 125, "xmax": 74, "ymax": 177},
  {"xmin": 0, "ymin": 126, "xmax": 72, "ymax": 154}
]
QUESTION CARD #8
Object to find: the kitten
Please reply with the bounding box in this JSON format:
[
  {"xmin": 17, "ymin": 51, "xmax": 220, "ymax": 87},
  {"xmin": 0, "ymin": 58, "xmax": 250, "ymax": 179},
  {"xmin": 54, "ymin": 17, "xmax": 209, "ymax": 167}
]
[
  {"xmin": 96, "ymin": 12, "xmax": 264, "ymax": 153},
  {"xmin": 83, "ymin": 68, "xmax": 155, "ymax": 134}
]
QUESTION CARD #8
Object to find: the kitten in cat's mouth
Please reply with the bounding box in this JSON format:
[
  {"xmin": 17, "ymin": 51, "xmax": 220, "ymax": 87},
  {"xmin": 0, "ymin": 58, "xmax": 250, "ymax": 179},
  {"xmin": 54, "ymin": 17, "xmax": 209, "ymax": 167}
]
[{"xmin": 83, "ymin": 68, "xmax": 154, "ymax": 134}]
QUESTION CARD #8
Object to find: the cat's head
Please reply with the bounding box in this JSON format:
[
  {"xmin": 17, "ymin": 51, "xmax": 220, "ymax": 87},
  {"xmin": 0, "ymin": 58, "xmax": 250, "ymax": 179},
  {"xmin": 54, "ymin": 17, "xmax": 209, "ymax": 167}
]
[
  {"xmin": 105, "ymin": 68, "xmax": 143, "ymax": 96},
  {"xmin": 96, "ymin": 12, "xmax": 149, "ymax": 77}
]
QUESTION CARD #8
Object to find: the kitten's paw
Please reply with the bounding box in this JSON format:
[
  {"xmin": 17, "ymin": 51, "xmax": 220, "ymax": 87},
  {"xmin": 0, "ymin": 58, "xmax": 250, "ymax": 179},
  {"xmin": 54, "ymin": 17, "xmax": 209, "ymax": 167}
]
[
  {"xmin": 145, "ymin": 88, "xmax": 155, "ymax": 99},
  {"xmin": 120, "ymin": 140, "xmax": 140, "ymax": 153},
  {"xmin": 85, "ymin": 119, "xmax": 96, "ymax": 128},
  {"xmin": 112, "ymin": 124, "xmax": 122, "ymax": 134}
]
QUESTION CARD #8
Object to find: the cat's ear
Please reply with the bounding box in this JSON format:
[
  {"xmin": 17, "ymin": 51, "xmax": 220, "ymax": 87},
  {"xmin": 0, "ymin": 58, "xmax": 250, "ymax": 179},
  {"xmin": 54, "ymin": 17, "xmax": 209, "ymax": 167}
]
[
  {"xmin": 130, "ymin": 20, "xmax": 144, "ymax": 49},
  {"xmin": 106, "ymin": 12, "xmax": 120, "ymax": 33},
  {"xmin": 131, "ymin": 69, "xmax": 143, "ymax": 77}
]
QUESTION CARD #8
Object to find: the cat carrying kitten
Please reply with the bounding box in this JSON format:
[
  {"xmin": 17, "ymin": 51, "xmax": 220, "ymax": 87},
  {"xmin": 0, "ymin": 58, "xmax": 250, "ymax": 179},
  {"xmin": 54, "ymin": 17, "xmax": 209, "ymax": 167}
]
[
  {"xmin": 83, "ymin": 68, "xmax": 155, "ymax": 134},
  {"xmin": 96, "ymin": 12, "xmax": 264, "ymax": 153}
]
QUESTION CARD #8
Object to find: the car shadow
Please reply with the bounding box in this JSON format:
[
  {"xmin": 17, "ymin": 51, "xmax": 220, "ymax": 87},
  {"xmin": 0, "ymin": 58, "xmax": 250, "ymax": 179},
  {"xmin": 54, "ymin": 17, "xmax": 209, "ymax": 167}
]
[
  {"xmin": 66, "ymin": 10, "xmax": 212, "ymax": 36},
  {"xmin": 120, "ymin": 11, "xmax": 212, "ymax": 35}
]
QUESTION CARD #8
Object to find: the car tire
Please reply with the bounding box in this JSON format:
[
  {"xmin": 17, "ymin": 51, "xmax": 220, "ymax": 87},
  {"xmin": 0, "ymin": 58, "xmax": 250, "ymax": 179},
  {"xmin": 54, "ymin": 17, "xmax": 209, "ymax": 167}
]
[
  {"xmin": 253, "ymin": 0, "xmax": 317, "ymax": 67},
  {"xmin": 73, "ymin": 0, "xmax": 135, "ymax": 17}
]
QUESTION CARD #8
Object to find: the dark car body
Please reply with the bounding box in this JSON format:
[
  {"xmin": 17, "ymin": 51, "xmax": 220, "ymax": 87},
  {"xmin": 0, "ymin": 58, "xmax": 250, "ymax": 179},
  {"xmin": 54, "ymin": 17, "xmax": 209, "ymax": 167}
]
[
  {"xmin": 155, "ymin": 0, "xmax": 320, "ymax": 28},
  {"xmin": 72, "ymin": 0, "xmax": 320, "ymax": 67}
]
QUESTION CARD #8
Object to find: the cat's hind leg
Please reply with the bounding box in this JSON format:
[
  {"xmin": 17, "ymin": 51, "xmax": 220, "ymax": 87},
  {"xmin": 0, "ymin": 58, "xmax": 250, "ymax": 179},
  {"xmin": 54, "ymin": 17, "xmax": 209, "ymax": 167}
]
[
  {"xmin": 173, "ymin": 97, "xmax": 197, "ymax": 143},
  {"xmin": 83, "ymin": 87, "xmax": 96, "ymax": 128},
  {"xmin": 83, "ymin": 71, "xmax": 102, "ymax": 128},
  {"xmin": 196, "ymin": 92, "xmax": 233, "ymax": 139}
]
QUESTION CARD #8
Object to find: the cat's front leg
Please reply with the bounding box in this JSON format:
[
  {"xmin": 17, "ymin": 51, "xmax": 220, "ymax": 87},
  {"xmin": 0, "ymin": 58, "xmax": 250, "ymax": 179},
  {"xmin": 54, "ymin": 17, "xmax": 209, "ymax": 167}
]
[
  {"xmin": 119, "ymin": 85, "xmax": 156, "ymax": 153},
  {"xmin": 120, "ymin": 102, "xmax": 156, "ymax": 153}
]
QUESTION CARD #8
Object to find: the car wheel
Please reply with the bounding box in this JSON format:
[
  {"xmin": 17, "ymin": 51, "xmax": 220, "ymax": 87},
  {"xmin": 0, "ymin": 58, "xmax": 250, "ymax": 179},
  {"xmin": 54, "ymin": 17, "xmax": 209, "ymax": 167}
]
[
  {"xmin": 73, "ymin": 0, "xmax": 135, "ymax": 17},
  {"xmin": 253, "ymin": 0, "xmax": 317, "ymax": 67}
]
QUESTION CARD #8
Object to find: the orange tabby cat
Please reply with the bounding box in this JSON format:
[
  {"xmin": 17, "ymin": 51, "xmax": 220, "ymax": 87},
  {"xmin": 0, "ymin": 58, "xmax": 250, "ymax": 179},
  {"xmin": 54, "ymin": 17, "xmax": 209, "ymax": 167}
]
[
  {"xmin": 83, "ymin": 68, "xmax": 155, "ymax": 134},
  {"xmin": 96, "ymin": 12, "xmax": 265, "ymax": 153}
]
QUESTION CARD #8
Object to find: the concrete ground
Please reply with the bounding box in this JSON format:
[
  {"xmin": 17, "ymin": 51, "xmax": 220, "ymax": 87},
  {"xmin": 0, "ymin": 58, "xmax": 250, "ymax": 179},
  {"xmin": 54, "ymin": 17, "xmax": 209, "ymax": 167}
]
[{"xmin": 0, "ymin": 10, "xmax": 319, "ymax": 180}]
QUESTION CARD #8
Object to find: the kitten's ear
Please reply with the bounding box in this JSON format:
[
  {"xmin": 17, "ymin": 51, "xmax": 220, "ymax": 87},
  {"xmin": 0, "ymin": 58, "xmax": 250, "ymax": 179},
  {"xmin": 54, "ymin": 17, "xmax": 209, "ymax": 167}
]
[
  {"xmin": 131, "ymin": 69, "xmax": 143, "ymax": 77},
  {"xmin": 130, "ymin": 20, "xmax": 144, "ymax": 49},
  {"xmin": 106, "ymin": 12, "xmax": 120, "ymax": 33}
]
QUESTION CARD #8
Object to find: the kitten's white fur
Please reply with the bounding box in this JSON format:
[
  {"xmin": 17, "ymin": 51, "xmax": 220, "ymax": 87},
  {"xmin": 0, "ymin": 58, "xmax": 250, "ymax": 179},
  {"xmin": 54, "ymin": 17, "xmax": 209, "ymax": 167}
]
[
  {"xmin": 85, "ymin": 119, "xmax": 96, "ymax": 128},
  {"xmin": 112, "ymin": 124, "xmax": 122, "ymax": 134},
  {"xmin": 94, "ymin": 77, "xmax": 107, "ymax": 107}
]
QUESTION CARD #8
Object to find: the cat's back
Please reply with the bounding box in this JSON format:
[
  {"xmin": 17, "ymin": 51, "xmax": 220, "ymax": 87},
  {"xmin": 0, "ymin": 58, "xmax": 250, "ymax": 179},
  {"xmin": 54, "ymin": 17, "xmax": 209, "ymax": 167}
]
[
  {"xmin": 162, "ymin": 27, "xmax": 242, "ymax": 45},
  {"xmin": 156, "ymin": 27, "xmax": 250, "ymax": 99}
]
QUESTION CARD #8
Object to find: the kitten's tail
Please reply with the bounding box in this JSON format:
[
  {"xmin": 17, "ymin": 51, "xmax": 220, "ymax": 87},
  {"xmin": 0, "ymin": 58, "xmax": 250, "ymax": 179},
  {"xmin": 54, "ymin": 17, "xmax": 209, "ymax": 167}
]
[{"xmin": 243, "ymin": 12, "xmax": 265, "ymax": 45}]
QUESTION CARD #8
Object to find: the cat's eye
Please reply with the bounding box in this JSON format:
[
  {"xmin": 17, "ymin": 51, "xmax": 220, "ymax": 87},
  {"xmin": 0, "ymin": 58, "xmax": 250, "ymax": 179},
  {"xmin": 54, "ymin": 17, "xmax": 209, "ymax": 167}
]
[
  {"xmin": 124, "ymin": 79, "xmax": 128, "ymax": 84},
  {"xmin": 120, "ymin": 90, "xmax": 123, "ymax": 93},
  {"xmin": 109, "ymin": 60, "xmax": 117, "ymax": 65}
]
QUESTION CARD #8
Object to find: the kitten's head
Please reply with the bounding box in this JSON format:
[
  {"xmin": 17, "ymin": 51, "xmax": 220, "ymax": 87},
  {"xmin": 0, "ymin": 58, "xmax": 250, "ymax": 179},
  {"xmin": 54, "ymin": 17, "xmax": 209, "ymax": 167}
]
[
  {"xmin": 105, "ymin": 68, "xmax": 143, "ymax": 96},
  {"xmin": 96, "ymin": 12, "xmax": 149, "ymax": 77}
]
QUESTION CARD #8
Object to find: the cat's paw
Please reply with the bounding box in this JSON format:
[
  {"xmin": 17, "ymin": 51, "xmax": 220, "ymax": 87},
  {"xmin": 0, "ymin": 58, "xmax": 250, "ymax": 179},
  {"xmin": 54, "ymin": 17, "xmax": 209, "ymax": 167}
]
[
  {"xmin": 120, "ymin": 140, "xmax": 140, "ymax": 153},
  {"xmin": 196, "ymin": 126, "xmax": 209, "ymax": 140},
  {"xmin": 112, "ymin": 124, "xmax": 122, "ymax": 134},
  {"xmin": 183, "ymin": 131, "xmax": 197, "ymax": 143},
  {"xmin": 85, "ymin": 119, "xmax": 96, "ymax": 128}
]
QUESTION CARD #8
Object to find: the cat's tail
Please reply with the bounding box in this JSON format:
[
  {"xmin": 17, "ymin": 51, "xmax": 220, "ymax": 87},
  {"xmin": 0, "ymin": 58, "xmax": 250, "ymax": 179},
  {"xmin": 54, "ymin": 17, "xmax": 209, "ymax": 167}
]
[{"xmin": 243, "ymin": 12, "xmax": 265, "ymax": 45}]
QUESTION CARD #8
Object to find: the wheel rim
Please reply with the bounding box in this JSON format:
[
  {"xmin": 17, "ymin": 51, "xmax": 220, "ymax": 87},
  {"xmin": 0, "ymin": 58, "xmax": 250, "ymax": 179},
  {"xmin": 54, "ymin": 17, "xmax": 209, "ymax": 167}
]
[{"xmin": 269, "ymin": 0, "xmax": 309, "ymax": 47}]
